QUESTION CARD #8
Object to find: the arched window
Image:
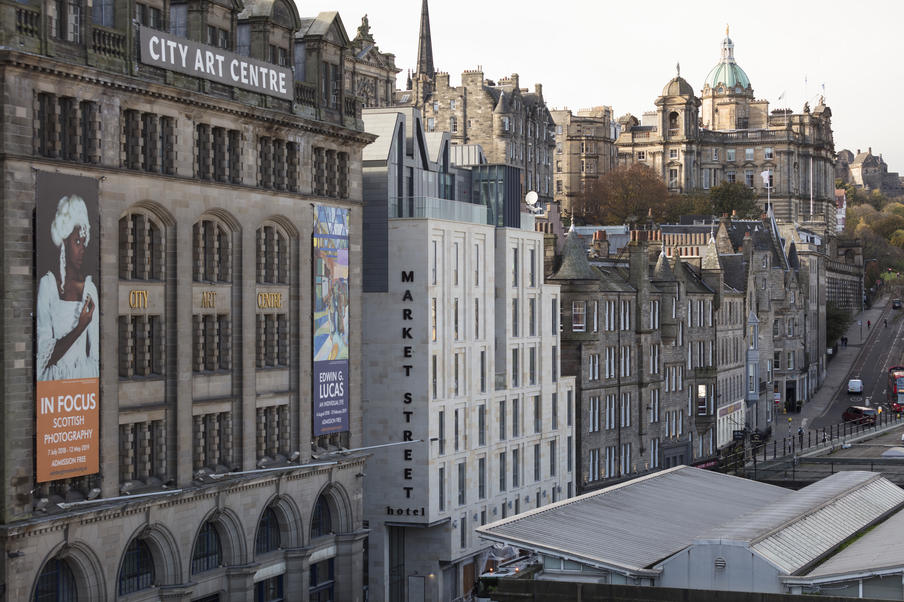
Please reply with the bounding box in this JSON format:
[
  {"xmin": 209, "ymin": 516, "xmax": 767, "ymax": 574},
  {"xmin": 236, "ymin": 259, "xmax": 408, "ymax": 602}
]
[
  {"xmin": 310, "ymin": 495, "xmax": 332, "ymax": 539},
  {"xmin": 256, "ymin": 507, "xmax": 281, "ymax": 554},
  {"xmin": 34, "ymin": 557, "xmax": 77, "ymax": 602},
  {"xmin": 191, "ymin": 521, "xmax": 223, "ymax": 574},
  {"xmin": 669, "ymin": 112, "xmax": 679, "ymax": 132},
  {"xmin": 119, "ymin": 539, "xmax": 155, "ymax": 595},
  {"xmin": 256, "ymin": 224, "xmax": 289, "ymax": 284}
]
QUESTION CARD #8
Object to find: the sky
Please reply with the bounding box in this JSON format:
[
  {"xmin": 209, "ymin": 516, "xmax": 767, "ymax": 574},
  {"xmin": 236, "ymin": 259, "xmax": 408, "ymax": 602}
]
[{"xmin": 302, "ymin": 0, "xmax": 904, "ymax": 170}]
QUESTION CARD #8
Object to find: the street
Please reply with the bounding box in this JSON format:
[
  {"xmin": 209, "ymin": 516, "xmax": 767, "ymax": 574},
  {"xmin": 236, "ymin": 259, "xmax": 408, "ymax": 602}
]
[{"xmin": 811, "ymin": 301, "xmax": 904, "ymax": 429}]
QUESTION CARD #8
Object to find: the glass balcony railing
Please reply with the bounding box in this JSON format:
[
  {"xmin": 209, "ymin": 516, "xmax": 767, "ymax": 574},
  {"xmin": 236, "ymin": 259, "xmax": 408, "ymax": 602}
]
[{"xmin": 388, "ymin": 196, "xmax": 487, "ymax": 225}]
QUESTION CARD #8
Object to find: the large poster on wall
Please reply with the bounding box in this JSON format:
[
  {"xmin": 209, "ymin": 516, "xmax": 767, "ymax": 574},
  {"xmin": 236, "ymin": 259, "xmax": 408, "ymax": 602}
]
[
  {"xmin": 35, "ymin": 172, "xmax": 100, "ymax": 482},
  {"xmin": 313, "ymin": 206, "xmax": 349, "ymax": 436}
]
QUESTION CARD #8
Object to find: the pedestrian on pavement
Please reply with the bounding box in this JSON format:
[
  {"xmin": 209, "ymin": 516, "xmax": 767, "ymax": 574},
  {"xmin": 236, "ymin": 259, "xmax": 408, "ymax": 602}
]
[
  {"xmin": 885, "ymin": 319, "xmax": 888, "ymax": 328},
  {"xmin": 798, "ymin": 427, "xmax": 804, "ymax": 448},
  {"xmin": 868, "ymin": 320, "xmax": 871, "ymax": 329}
]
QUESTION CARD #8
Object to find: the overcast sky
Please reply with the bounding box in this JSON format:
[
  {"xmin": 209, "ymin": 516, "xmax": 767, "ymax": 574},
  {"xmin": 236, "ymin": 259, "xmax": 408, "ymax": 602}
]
[{"xmin": 302, "ymin": 0, "xmax": 904, "ymax": 171}]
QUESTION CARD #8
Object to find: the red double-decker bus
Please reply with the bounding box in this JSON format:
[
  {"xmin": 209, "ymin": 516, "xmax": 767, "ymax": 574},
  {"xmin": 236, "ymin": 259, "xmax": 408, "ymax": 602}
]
[{"xmin": 888, "ymin": 366, "xmax": 904, "ymax": 411}]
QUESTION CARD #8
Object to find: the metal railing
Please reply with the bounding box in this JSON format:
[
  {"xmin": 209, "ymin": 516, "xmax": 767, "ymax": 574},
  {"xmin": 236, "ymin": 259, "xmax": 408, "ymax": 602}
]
[{"xmin": 389, "ymin": 196, "xmax": 488, "ymax": 225}]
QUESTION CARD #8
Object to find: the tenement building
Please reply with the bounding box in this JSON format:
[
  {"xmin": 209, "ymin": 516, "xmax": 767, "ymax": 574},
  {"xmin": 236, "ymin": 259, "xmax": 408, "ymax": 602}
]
[
  {"xmin": 550, "ymin": 107, "xmax": 619, "ymax": 219},
  {"xmin": 616, "ymin": 30, "xmax": 836, "ymax": 233},
  {"xmin": 397, "ymin": 0, "xmax": 557, "ymax": 205},
  {"xmin": 552, "ymin": 212, "xmax": 827, "ymax": 489},
  {"xmin": 0, "ymin": 3, "xmax": 374, "ymax": 601},
  {"xmin": 361, "ymin": 107, "xmax": 574, "ymax": 601}
]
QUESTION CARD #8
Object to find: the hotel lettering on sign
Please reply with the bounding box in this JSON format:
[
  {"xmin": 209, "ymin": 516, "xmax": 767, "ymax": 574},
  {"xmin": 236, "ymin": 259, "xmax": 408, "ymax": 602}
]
[{"xmin": 383, "ymin": 269, "xmax": 425, "ymax": 518}]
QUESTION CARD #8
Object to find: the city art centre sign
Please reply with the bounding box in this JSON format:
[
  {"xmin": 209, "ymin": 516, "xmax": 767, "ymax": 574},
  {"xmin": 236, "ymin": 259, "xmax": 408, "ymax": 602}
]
[{"xmin": 139, "ymin": 26, "xmax": 294, "ymax": 101}]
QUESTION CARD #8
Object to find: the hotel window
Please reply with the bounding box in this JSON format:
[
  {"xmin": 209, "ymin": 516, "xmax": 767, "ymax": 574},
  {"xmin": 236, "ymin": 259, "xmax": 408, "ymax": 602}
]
[
  {"xmin": 745, "ymin": 148, "xmax": 754, "ymax": 161},
  {"xmin": 529, "ymin": 347, "xmax": 536, "ymax": 385},
  {"xmin": 637, "ymin": 150, "xmax": 646, "ymax": 161},
  {"xmin": 438, "ymin": 410, "xmax": 446, "ymax": 455},
  {"xmin": 512, "ymin": 449, "xmax": 520, "ymax": 487},
  {"xmin": 453, "ymin": 242, "xmax": 459, "ymax": 286},
  {"xmin": 453, "ymin": 353, "xmax": 460, "ymax": 396},
  {"xmin": 438, "ymin": 466, "xmax": 445, "ymax": 510},
  {"xmin": 431, "ymin": 240, "xmax": 438, "ymax": 284},
  {"xmin": 480, "ymin": 350, "xmax": 487, "ymax": 392},
  {"xmin": 551, "ymin": 346, "xmax": 558, "ymax": 382},
  {"xmin": 512, "ymin": 247, "xmax": 519, "ymax": 286},
  {"xmin": 745, "ymin": 170, "xmax": 754, "ymax": 188},
  {"xmin": 431, "ymin": 298, "xmax": 438, "ymax": 341},
  {"xmin": 478, "ymin": 457, "xmax": 486, "ymax": 499},
  {"xmin": 712, "ymin": 149, "xmax": 719, "ymax": 161},
  {"xmin": 726, "ymin": 148, "xmax": 735, "ymax": 162},
  {"xmin": 499, "ymin": 452, "xmax": 507, "ymax": 491},
  {"xmin": 478, "ymin": 405, "xmax": 486, "ymax": 446},
  {"xmin": 533, "ymin": 444, "xmax": 541, "ymax": 481},
  {"xmin": 513, "ymin": 399, "xmax": 520, "ymax": 437},
  {"xmin": 474, "ymin": 298, "xmax": 480, "ymax": 339},
  {"xmin": 726, "ymin": 170, "xmax": 736, "ymax": 184},
  {"xmin": 511, "ymin": 298, "xmax": 518, "ymax": 336},
  {"xmin": 533, "ymin": 394, "xmax": 542, "ymax": 433},
  {"xmin": 552, "ymin": 298, "xmax": 558, "ymax": 335},
  {"xmin": 474, "ymin": 243, "xmax": 480, "ymax": 286},
  {"xmin": 457, "ymin": 461, "xmax": 466, "ymax": 505},
  {"xmin": 454, "ymin": 298, "xmax": 460, "ymax": 340},
  {"xmin": 572, "ymin": 301, "xmax": 586, "ymax": 332},
  {"xmin": 551, "ymin": 393, "xmax": 558, "ymax": 429},
  {"xmin": 529, "ymin": 248, "xmax": 536, "ymax": 287},
  {"xmin": 669, "ymin": 149, "xmax": 678, "ymax": 160},
  {"xmin": 499, "ymin": 400, "xmax": 506, "ymax": 440},
  {"xmin": 549, "ymin": 440, "xmax": 557, "ymax": 476},
  {"xmin": 512, "ymin": 348, "xmax": 520, "ymax": 387},
  {"xmin": 432, "ymin": 354, "xmax": 438, "ymax": 399},
  {"xmin": 529, "ymin": 298, "xmax": 536, "ymax": 337}
]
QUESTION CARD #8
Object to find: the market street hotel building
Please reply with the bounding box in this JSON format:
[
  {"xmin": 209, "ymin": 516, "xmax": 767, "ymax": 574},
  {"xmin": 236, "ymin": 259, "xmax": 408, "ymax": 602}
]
[{"xmin": 0, "ymin": 4, "xmax": 372, "ymax": 601}]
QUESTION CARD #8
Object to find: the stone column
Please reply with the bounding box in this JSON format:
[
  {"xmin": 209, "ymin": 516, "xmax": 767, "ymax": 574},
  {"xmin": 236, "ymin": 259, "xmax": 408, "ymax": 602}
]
[
  {"xmin": 225, "ymin": 564, "xmax": 258, "ymax": 602},
  {"xmin": 283, "ymin": 547, "xmax": 311, "ymax": 602},
  {"xmin": 334, "ymin": 530, "xmax": 368, "ymax": 602}
]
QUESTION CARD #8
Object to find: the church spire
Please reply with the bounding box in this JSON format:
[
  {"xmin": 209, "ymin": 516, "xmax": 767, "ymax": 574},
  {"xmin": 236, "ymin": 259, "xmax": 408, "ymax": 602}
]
[{"xmin": 416, "ymin": 0, "xmax": 435, "ymax": 78}]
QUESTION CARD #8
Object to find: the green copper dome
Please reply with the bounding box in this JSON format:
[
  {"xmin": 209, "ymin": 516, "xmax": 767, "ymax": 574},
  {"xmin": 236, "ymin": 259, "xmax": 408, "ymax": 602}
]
[{"xmin": 704, "ymin": 32, "xmax": 751, "ymax": 91}]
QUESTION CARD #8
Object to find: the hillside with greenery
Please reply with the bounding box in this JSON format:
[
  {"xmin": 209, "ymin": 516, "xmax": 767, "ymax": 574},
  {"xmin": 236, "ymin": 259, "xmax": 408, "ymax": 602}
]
[{"xmin": 839, "ymin": 179, "xmax": 904, "ymax": 291}]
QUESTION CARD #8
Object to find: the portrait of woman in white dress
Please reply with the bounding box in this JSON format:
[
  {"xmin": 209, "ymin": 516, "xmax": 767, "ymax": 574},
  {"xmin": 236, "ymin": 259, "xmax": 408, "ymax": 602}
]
[{"xmin": 36, "ymin": 194, "xmax": 99, "ymax": 381}]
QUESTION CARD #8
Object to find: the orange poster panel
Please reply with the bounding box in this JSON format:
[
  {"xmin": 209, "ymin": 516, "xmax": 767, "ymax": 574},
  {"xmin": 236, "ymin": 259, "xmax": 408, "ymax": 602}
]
[{"xmin": 36, "ymin": 378, "xmax": 99, "ymax": 482}]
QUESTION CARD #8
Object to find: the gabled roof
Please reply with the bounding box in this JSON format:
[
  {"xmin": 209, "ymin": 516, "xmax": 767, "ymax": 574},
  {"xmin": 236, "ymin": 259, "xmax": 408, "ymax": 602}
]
[
  {"xmin": 295, "ymin": 11, "xmax": 349, "ymax": 45},
  {"xmin": 477, "ymin": 466, "xmax": 784, "ymax": 575},
  {"xmin": 701, "ymin": 471, "xmax": 904, "ymax": 575},
  {"xmin": 361, "ymin": 111, "xmax": 402, "ymax": 162}
]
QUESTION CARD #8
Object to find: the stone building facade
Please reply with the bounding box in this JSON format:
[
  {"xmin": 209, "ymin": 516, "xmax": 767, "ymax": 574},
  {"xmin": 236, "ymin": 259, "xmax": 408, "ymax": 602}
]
[
  {"xmin": 616, "ymin": 32, "xmax": 836, "ymax": 234},
  {"xmin": 343, "ymin": 14, "xmax": 400, "ymax": 109},
  {"xmin": 836, "ymin": 147, "xmax": 904, "ymax": 197},
  {"xmin": 396, "ymin": 0, "xmax": 556, "ymax": 205},
  {"xmin": 551, "ymin": 211, "xmax": 833, "ymax": 490},
  {"xmin": 361, "ymin": 107, "xmax": 574, "ymax": 602},
  {"xmin": 549, "ymin": 107, "xmax": 619, "ymax": 219},
  {"xmin": 0, "ymin": 2, "xmax": 372, "ymax": 601}
]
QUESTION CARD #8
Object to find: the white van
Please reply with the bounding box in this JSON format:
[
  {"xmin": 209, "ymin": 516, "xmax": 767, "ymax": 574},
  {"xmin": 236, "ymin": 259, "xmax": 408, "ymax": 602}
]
[{"xmin": 848, "ymin": 378, "xmax": 864, "ymax": 394}]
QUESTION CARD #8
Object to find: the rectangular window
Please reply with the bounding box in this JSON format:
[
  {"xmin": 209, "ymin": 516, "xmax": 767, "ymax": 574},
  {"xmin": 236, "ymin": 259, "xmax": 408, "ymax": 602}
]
[
  {"xmin": 474, "ymin": 243, "xmax": 480, "ymax": 286},
  {"xmin": 567, "ymin": 390, "xmax": 573, "ymax": 426},
  {"xmin": 549, "ymin": 440, "xmax": 557, "ymax": 477},
  {"xmin": 529, "ymin": 298, "xmax": 536, "ymax": 337},
  {"xmin": 512, "ymin": 448, "xmax": 520, "ymax": 488},
  {"xmin": 567, "ymin": 436, "xmax": 573, "ymax": 472},
  {"xmin": 551, "ymin": 393, "xmax": 558, "ymax": 430},
  {"xmin": 552, "ymin": 345, "xmax": 558, "ymax": 382},
  {"xmin": 480, "ymin": 350, "xmax": 487, "ymax": 393},
  {"xmin": 499, "ymin": 451, "xmax": 507, "ymax": 491},
  {"xmin": 169, "ymin": 3, "xmax": 187, "ymax": 37},
  {"xmin": 431, "ymin": 298, "xmax": 437, "ymax": 341},
  {"xmin": 552, "ymin": 298, "xmax": 559, "ymax": 335},
  {"xmin": 432, "ymin": 354, "xmax": 438, "ymax": 399},
  {"xmin": 431, "ymin": 240, "xmax": 438, "ymax": 285},
  {"xmin": 572, "ymin": 301, "xmax": 586, "ymax": 332},
  {"xmin": 499, "ymin": 400, "xmax": 506, "ymax": 441},
  {"xmin": 533, "ymin": 395, "xmax": 541, "ymax": 433},
  {"xmin": 765, "ymin": 147, "xmax": 774, "ymax": 160},
  {"xmin": 478, "ymin": 405, "xmax": 486, "ymax": 446},
  {"xmin": 453, "ymin": 241, "xmax": 459, "ymax": 286},
  {"xmin": 457, "ymin": 461, "xmax": 466, "ymax": 505},
  {"xmin": 513, "ymin": 399, "xmax": 520, "ymax": 438},
  {"xmin": 438, "ymin": 466, "xmax": 445, "ymax": 511},
  {"xmin": 454, "ymin": 408, "xmax": 460, "ymax": 451},
  {"xmin": 454, "ymin": 298, "xmax": 460, "ymax": 340},
  {"xmin": 529, "ymin": 248, "xmax": 537, "ymax": 287},
  {"xmin": 512, "ymin": 298, "xmax": 519, "ymax": 337},
  {"xmin": 511, "ymin": 348, "xmax": 519, "ymax": 387},
  {"xmin": 533, "ymin": 444, "xmax": 541, "ymax": 481},
  {"xmin": 478, "ymin": 457, "xmax": 486, "ymax": 499},
  {"xmin": 512, "ymin": 247, "xmax": 519, "ymax": 286},
  {"xmin": 438, "ymin": 410, "xmax": 445, "ymax": 455},
  {"xmin": 726, "ymin": 148, "xmax": 736, "ymax": 162},
  {"xmin": 475, "ymin": 298, "xmax": 480, "ymax": 339},
  {"xmin": 745, "ymin": 148, "xmax": 754, "ymax": 161}
]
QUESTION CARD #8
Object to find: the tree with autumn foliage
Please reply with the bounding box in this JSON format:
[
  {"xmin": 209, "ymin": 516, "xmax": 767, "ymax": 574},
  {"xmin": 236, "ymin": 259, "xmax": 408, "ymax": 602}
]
[{"xmin": 571, "ymin": 163, "xmax": 670, "ymax": 225}]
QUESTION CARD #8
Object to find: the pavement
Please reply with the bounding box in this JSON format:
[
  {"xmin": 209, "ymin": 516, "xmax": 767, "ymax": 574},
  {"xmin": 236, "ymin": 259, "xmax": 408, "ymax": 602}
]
[{"xmin": 779, "ymin": 295, "xmax": 891, "ymax": 439}]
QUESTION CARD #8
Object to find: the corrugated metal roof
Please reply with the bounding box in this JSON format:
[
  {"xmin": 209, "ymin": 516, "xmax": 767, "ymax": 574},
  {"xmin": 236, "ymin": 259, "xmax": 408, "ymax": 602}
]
[
  {"xmin": 803, "ymin": 507, "xmax": 904, "ymax": 579},
  {"xmin": 703, "ymin": 471, "xmax": 904, "ymax": 575},
  {"xmin": 476, "ymin": 466, "xmax": 783, "ymax": 574}
]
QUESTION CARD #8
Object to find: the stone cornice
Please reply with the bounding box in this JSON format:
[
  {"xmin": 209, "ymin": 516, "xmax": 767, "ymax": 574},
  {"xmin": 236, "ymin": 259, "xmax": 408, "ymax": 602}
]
[{"xmin": 0, "ymin": 49, "xmax": 375, "ymax": 146}]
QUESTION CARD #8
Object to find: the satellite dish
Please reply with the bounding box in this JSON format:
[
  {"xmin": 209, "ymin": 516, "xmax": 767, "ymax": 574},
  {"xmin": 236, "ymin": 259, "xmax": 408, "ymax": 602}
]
[{"xmin": 525, "ymin": 191, "xmax": 539, "ymax": 207}]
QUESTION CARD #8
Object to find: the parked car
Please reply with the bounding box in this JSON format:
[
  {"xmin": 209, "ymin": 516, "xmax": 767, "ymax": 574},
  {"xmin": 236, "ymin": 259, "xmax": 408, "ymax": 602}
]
[
  {"xmin": 842, "ymin": 405, "xmax": 877, "ymax": 424},
  {"xmin": 847, "ymin": 378, "xmax": 863, "ymax": 394},
  {"xmin": 893, "ymin": 299, "xmax": 902, "ymax": 309}
]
